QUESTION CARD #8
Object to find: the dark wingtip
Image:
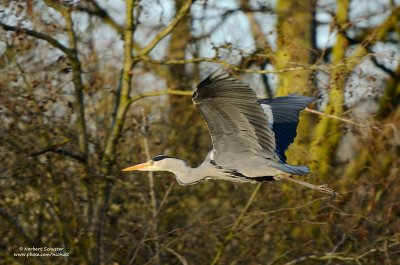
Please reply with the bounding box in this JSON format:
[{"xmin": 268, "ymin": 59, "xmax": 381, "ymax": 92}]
[{"xmin": 197, "ymin": 68, "xmax": 228, "ymax": 88}]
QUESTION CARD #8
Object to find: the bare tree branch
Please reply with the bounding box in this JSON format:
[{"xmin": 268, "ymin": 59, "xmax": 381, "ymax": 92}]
[
  {"xmin": 284, "ymin": 239, "xmax": 400, "ymax": 265},
  {"xmin": 140, "ymin": 55, "xmax": 341, "ymax": 74},
  {"xmin": 371, "ymin": 56, "xmax": 398, "ymax": 79},
  {"xmin": 96, "ymin": 0, "xmax": 136, "ymax": 264},
  {"xmin": 30, "ymin": 147, "xmax": 86, "ymax": 162},
  {"xmin": 0, "ymin": 22, "xmax": 73, "ymax": 57},
  {"xmin": 141, "ymin": 109, "xmax": 160, "ymax": 264},
  {"xmin": 163, "ymin": 245, "xmax": 188, "ymax": 265},
  {"xmin": 137, "ymin": 0, "xmax": 192, "ymax": 57},
  {"xmin": 128, "ymin": 89, "xmax": 193, "ymax": 105},
  {"xmin": 0, "ymin": 208, "xmax": 38, "ymax": 247},
  {"xmin": 77, "ymin": 1, "xmax": 123, "ymax": 35}
]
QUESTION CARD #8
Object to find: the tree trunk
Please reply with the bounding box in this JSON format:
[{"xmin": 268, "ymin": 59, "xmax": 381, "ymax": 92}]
[{"xmin": 274, "ymin": 0, "xmax": 316, "ymax": 168}]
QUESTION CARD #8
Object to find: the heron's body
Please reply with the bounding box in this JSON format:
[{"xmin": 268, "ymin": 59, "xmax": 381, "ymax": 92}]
[
  {"xmin": 150, "ymin": 153, "xmax": 282, "ymax": 185},
  {"xmin": 123, "ymin": 70, "xmax": 338, "ymax": 197}
]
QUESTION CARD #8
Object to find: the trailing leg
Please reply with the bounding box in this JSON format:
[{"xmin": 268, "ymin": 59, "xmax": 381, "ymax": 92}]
[{"xmin": 275, "ymin": 174, "xmax": 339, "ymax": 197}]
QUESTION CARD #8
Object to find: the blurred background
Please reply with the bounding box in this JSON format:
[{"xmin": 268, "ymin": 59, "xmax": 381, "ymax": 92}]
[{"xmin": 0, "ymin": 0, "xmax": 399, "ymax": 264}]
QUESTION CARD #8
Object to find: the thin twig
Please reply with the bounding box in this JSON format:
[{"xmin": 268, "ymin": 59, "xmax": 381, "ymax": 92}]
[
  {"xmin": 284, "ymin": 240, "xmax": 400, "ymax": 265},
  {"xmin": 305, "ymin": 108, "xmax": 400, "ymax": 144},
  {"xmin": 30, "ymin": 147, "xmax": 86, "ymax": 162},
  {"xmin": 305, "ymin": 108, "xmax": 374, "ymax": 128},
  {"xmin": 77, "ymin": 2, "xmax": 123, "ymax": 35},
  {"xmin": 327, "ymin": 233, "xmax": 347, "ymax": 265},
  {"xmin": 162, "ymin": 245, "xmax": 188, "ymax": 265},
  {"xmin": 129, "ymin": 229, "xmax": 149, "ymax": 265},
  {"xmin": 0, "ymin": 208, "xmax": 38, "ymax": 247},
  {"xmin": 155, "ymin": 181, "xmax": 175, "ymax": 217},
  {"xmin": 140, "ymin": 55, "xmax": 341, "ymax": 74},
  {"xmin": 141, "ymin": 109, "xmax": 161, "ymax": 265},
  {"xmin": 137, "ymin": 0, "xmax": 192, "ymax": 57},
  {"xmin": 284, "ymin": 253, "xmax": 355, "ymax": 265},
  {"xmin": 128, "ymin": 89, "xmax": 193, "ymax": 105}
]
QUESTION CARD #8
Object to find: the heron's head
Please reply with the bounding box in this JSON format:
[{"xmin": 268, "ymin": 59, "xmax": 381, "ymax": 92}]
[{"xmin": 121, "ymin": 155, "xmax": 187, "ymax": 172}]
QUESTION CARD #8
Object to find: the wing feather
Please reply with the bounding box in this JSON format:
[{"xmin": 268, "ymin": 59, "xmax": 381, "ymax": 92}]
[{"xmin": 193, "ymin": 70, "xmax": 279, "ymax": 170}]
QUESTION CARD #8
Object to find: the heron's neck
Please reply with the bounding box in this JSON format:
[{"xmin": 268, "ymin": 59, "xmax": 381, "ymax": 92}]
[{"xmin": 165, "ymin": 159, "xmax": 210, "ymax": 185}]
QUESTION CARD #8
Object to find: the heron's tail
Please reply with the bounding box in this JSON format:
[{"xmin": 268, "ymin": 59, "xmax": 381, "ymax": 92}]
[{"xmin": 273, "ymin": 163, "xmax": 310, "ymax": 175}]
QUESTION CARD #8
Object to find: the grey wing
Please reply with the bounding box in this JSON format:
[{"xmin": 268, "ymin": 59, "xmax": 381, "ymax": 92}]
[{"xmin": 193, "ymin": 69, "xmax": 279, "ymax": 172}]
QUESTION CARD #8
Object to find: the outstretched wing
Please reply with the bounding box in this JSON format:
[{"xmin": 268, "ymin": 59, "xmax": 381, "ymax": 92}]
[{"xmin": 193, "ymin": 69, "xmax": 279, "ymax": 170}]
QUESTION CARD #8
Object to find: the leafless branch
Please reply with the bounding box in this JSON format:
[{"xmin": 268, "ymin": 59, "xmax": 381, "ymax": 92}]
[
  {"xmin": 0, "ymin": 208, "xmax": 38, "ymax": 247},
  {"xmin": 371, "ymin": 56, "xmax": 398, "ymax": 79},
  {"xmin": 284, "ymin": 239, "xmax": 400, "ymax": 265},
  {"xmin": 30, "ymin": 147, "xmax": 86, "ymax": 162},
  {"xmin": 326, "ymin": 233, "xmax": 347, "ymax": 265},
  {"xmin": 0, "ymin": 22, "xmax": 73, "ymax": 56},
  {"xmin": 77, "ymin": 1, "xmax": 123, "ymax": 35},
  {"xmin": 128, "ymin": 89, "xmax": 193, "ymax": 105},
  {"xmin": 137, "ymin": 0, "xmax": 192, "ymax": 57},
  {"xmin": 141, "ymin": 109, "xmax": 160, "ymax": 265},
  {"xmin": 155, "ymin": 181, "xmax": 175, "ymax": 217},
  {"xmin": 96, "ymin": 0, "xmax": 136, "ymax": 263},
  {"xmin": 141, "ymin": 55, "xmax": 342, "ymax": 74},
  {"xmin": 162, "ymin": 245, "xmax": 188, "ymax": 265}
]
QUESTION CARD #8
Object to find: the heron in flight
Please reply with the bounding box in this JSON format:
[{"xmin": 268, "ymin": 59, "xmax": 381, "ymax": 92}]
[{"xmin": 122, "ymin": 70, "xmax": 338, "ymax": 197}]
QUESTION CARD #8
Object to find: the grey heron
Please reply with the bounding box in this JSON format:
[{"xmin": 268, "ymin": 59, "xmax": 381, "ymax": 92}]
[{"xmin": 122, "ymin": 70, "xmax": 338, "ymax": 197}]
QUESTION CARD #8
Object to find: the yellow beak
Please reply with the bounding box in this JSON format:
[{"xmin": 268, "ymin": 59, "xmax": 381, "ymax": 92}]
[{"xmin": 121, "ymin": 162, "xmax": 152, "ymax": 172}]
